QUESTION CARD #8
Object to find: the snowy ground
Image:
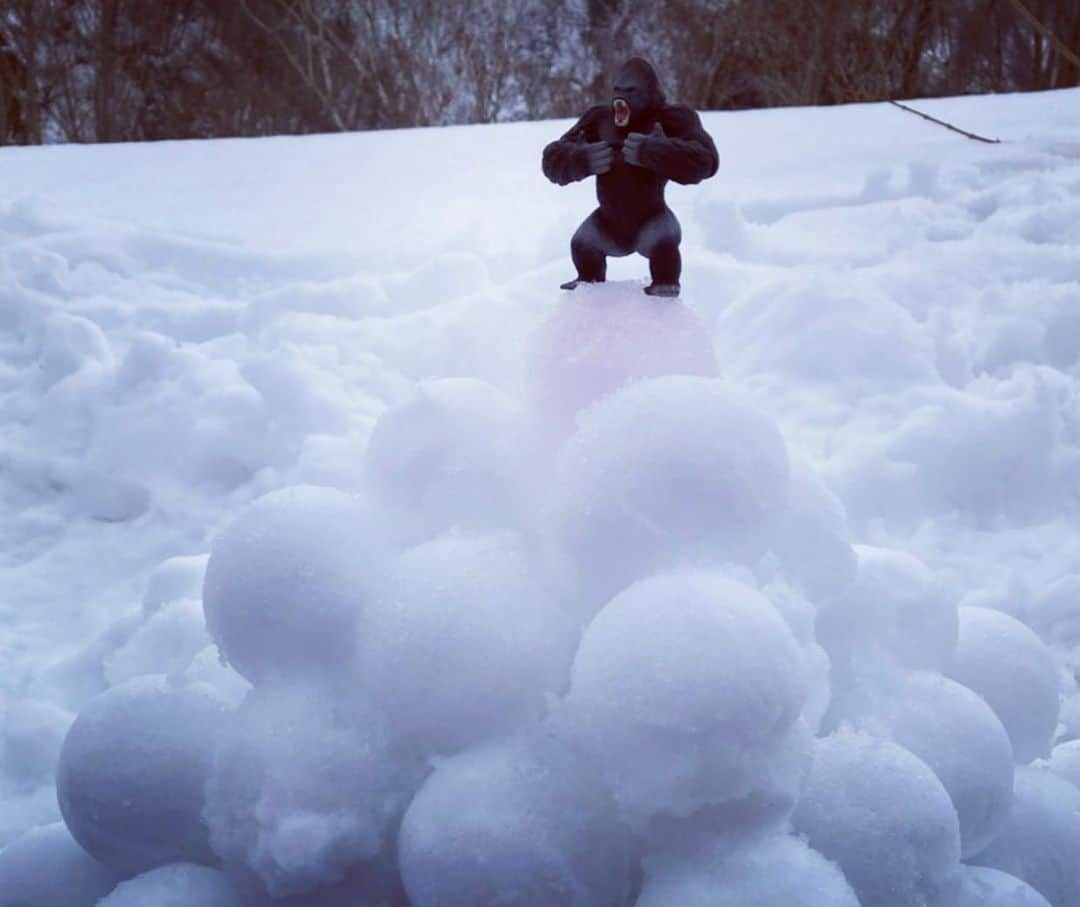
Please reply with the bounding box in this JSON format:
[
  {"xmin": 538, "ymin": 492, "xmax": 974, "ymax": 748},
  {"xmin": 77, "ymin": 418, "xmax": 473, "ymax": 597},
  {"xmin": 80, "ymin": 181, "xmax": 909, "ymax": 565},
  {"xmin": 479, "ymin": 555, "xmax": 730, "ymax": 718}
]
[{"xmin": 2, "ymin": 87, "xmax": 1080, "ymax": 905}]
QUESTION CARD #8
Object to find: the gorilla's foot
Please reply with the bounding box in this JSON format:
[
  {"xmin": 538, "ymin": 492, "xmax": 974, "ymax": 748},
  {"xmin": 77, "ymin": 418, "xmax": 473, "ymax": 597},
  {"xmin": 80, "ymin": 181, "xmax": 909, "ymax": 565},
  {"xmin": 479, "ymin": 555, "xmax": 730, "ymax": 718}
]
[
  {"xmin": 644, "ymin": 282, "xmax": 680, "ymax": 298},
  {"xmin": 560, "ymin": 278, "xmax": 603, "ymax": 291}
]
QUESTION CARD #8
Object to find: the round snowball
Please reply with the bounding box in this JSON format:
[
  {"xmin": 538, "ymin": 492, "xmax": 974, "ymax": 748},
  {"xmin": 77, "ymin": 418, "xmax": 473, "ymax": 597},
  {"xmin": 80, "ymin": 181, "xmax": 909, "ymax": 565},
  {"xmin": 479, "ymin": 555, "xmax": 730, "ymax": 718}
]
[
  {"xmin": 398, "ymin": 734, "xmax": 631, "ymax": 907},
  {"xmin": 947, "ymin": 606, "xmax": 1059, "ymax": 763},
  {"xmin": 203, "ymin": 683, "xmax": 412, "ymax": 899},
  {"xmin": 56, "ymin": 676, "xmax": 228, "ymax": 876},
  {"xmin": 818, "ymin": 545, "xmax": 956, "ymax": 675},
  {"xmin": 527, "ymin": 285, "xmax": 717, "ymax": 441},
  {"xmin": 364, "ymin": 378, "xmax": 525, "ymax": 541},
  {"xmin": 564, "ymin": 570, "xmax": 808, "ymax": 823},
  {"xmin": 636, "ymin": 835, "xmax": 859, "ymax": 907},
  {"xmin": 836, "ymin": 671, "xmax": 1014, "ymax": 858},
  {"xmin": 551, "ymin": 376, "xmax": 790, "ymax": 610},
  {"xmin": 358, "ymin": 530, "xmax": 571, "ymax": 755},
  {"xmin": 98, "ymin": 863, "xmax": 242, "ymax": 907},
  {"xmin": 1047, "ymin": 739, "xmax": 1080, "ymax": 790},
  {"xmin": 970, "ymin": 766, "xmax": 1080, "ymax": 905},
  {"xmin": 791, "ymin": 730, "xmax": 961, "ymax": 907},
  {"xmin": 0, "ymin": 822, "xmax": 117, "ymax": 907},
  {"xmin": 202, "ymin": 485, "xmax": 383, "ymax": 685},
  {"xmin": 951, "ymin": 865, "xmax": 1052, "ymax": 907},
  {"xmin": 771, "ymin": 458, "xmax": 857, "ymax": 601}
]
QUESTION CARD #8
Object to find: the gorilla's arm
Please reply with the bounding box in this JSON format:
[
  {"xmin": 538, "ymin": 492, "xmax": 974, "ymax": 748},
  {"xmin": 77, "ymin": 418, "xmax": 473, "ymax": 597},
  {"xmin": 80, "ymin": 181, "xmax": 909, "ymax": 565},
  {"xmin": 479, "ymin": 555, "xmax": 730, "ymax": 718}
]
[
  {"xmin": 542, "ymin": 106, "xmax": 608, "ymax": 186},
  {"xmin": 637, "ymin": 106, "xmax": 719, "ymax": 185}
]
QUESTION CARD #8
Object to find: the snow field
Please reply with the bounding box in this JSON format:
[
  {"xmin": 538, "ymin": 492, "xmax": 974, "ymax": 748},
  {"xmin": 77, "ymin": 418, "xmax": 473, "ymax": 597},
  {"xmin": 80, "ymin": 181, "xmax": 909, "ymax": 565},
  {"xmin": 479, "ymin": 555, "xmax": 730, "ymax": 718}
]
[{"xmin": 0, "ymin": 88, "xmax": 1079, "ymax": 904}]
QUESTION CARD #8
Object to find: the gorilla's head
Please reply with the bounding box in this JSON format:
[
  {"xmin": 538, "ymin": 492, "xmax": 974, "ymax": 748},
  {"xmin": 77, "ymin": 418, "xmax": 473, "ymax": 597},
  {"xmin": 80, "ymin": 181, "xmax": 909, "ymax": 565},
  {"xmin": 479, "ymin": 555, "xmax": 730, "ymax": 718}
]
[{"xmin": 612, "ymin": 58, "xmax": 665, "ymax": 132}]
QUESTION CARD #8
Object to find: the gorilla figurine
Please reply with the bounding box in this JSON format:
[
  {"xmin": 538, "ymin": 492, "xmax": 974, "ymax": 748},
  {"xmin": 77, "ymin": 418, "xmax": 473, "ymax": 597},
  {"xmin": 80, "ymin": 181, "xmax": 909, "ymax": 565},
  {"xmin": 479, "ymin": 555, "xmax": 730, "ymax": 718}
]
[{"xmin": 542, "ymin": 57, "xmax": 718, "ymax": 298}]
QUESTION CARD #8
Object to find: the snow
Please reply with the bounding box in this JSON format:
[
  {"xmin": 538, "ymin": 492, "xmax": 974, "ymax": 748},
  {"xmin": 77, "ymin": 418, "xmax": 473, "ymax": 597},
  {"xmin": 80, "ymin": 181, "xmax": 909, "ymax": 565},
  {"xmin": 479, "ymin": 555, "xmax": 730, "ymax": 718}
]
[
  {"xmin": 1, "ymin": 85, "xmax": 1080, "ymax": 903},
  {"xmin": 791, "ymin": 730, "xmax": 961, "ymax": 907},
  {"xmin": 55, "ymin": 676, "xmax": 228, "ymax": 876},
  {"xmin": 397, "ymin": 732, "xmax": 631, "ymax": 907}
]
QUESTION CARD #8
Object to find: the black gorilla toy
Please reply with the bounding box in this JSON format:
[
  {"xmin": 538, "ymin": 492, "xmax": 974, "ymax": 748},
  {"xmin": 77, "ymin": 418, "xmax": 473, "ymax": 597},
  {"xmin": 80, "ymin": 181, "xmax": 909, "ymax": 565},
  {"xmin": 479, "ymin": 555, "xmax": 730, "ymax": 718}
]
[{"xmin": 542, "ymin": 57, "xmax": 718, "ymax": 297}]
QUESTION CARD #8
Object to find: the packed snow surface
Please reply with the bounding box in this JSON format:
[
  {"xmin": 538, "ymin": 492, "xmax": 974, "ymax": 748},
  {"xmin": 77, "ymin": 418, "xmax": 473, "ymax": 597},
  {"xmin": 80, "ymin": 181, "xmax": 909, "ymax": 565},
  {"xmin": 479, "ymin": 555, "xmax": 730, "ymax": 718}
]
[{"xmin": 2, "ymin": 87, "xmax": 1080, "ymax": 904}]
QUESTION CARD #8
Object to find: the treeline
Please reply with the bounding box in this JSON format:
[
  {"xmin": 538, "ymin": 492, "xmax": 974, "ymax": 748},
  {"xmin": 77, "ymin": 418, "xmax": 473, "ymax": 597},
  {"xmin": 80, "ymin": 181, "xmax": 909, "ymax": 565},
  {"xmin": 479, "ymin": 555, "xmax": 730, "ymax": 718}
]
[{"xmin": 1, "ymin": 0, "xmax": 1078, "ymax": 145}]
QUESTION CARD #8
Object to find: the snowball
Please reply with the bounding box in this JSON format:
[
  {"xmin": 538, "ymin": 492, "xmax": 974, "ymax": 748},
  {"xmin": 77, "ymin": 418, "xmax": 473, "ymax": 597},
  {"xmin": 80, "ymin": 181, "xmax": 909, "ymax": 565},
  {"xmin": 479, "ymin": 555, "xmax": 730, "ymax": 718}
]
[
  {"xmin": 398, "ymin": 732, "xmax": 631, "ymax": 907},
  {"xmin": 771, "ymin": 458, "xmax": 857, "ymax": 601},
  {"xmin": 947, "ymin": 606, "xmax": 1059, "ymax": 763},
  {"xmin": 1046, "ymin": 739, "xmax": 1080, "ymax": 791},
  {"xmin": 818, "ymin": 545, "xmax": 957, "ymax": 676},
  {"xmin": 104, "ymin": 598, "xmax": 210, "ymax": 686},
  {"xmin": 56, "ymin": 676, "xmax": 229, "ymax": 876},
  {"xmin": 951, "ymin": 866, "xmax": 1052, "ymax": 907},
  {"xmin": 1, "ymin": 698, "xmax": 73, "ymax": 786},
  {"xmin": 970, "ymin": 766, "xmax": 1080, "ymax": 906},
  {"xmin": 833, "ymin": 670, "xmax": 1014, "ymax": 858},
  {"xmin": 1028, "ymin": 574, "xmax": 1080, "ymax": 648},
  {"xmin": 0, "ymin": 822, "xmax": 117, "ymax": 906},
  {"xmin": 551, "ymin": 376, "xmax": 790, "ymax": 611},
  {"xmin": 527, "ymin": 283, "xmax": 717, "ymax": 441},
  {"xmin": 202, "ymin": 485, "xmax": 384, "ymax": 685},
  {"xmin": 98, "ymin": 863, "xmax": 242, "ymax": 907},
  {"xmin": 358, "ymin": 530, "xmax": 571, "ymax": 755},
  {"xmin": 791, "ymin": 730, "xmax": 961, "ymax": 907},
  {"xmin": 636, "ymin": 834, "xmax": 859, "ymax": 907},
  {"xmin": 203, "ymin": 682, "xmax": 412, "ymax": 899},
  {"xmin": 563, "ymin": 570, "xmax": 809, "ymax": 824},
  {"xmin": 364, "ymin": 378, "xmax": 525, "ymax": 541}
]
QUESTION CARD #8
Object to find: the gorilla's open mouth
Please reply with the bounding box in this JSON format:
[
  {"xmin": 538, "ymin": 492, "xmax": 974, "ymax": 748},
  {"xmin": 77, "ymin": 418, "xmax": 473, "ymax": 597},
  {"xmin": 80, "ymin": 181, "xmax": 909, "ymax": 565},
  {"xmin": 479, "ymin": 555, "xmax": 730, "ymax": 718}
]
[{"xmin": 613, "ymin": 98, "xmax": 630, "ymax": 128}]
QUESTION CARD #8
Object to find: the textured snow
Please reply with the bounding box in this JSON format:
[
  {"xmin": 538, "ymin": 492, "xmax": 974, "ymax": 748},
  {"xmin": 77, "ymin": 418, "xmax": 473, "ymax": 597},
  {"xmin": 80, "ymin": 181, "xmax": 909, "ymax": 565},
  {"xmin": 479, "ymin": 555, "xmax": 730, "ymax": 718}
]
[
  {"xmin": 1, "ymin": 87, "xmax": 1080, "ymax": 904},
  {"xmin": 791, "ymin": 730, "xmax": 961, "ymax": 907}
]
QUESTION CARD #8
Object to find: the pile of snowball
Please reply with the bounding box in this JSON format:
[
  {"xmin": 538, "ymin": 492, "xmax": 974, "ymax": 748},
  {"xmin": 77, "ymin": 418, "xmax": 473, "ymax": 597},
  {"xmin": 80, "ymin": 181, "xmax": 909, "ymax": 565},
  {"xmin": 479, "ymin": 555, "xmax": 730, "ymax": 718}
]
[{"xmin": 4, "ymin": 284, "xmax": 1080, "ymax": 907}]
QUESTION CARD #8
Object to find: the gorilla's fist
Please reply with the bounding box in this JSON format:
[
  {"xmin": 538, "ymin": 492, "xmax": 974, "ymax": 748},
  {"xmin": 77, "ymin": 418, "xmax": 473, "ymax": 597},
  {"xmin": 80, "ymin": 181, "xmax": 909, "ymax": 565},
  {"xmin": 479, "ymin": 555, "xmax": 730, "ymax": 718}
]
[
  {"xmin": 623, "ymin": 123, "xmax": 665, "ymax": 168},
  {"xmin": 583, "ymin": 141, "xmax": 614, "ymax": 175}
]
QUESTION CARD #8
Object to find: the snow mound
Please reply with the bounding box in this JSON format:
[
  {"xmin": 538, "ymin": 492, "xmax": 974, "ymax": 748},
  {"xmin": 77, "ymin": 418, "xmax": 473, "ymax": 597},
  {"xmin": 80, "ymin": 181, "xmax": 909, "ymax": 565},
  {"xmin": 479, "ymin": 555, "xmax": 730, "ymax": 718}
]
[
  {"xmin": 202, "ymin": 485, "xmax": 384, "ymax": 685},
  {"xmin": 358, "ymin": 530, "xmax": 570, "ymax": 755},
  {"xmin": 1028, "ymin": 574, "xmax": 1080, "ymax": 648},
  {"xmin": 947, "ymin": 606, "xmax": 1059, "ymax": 763},
  {"xmin": 398, "ymin": 733, "xmax": 631, "ymax": 907},
  {"xmin": 971, "ymin": 766, "xmax": 1080, "ymax": 906},
  {"xmin": 636, "ymin": 834, "xmax": 859, "ymax": 907},
  {"xmin": 551, "ymin": 376, "xmax": 790, "ymax": 610},
  {"xmin": 563, "ymin": 570, "xmax": 809, "ymax": 825},
  {"xmin": 203, "ymin": 683, "xmax": 411, "ymax": 899},
  {"xmin": 1, "ymin": 698, "xmax": 73, "ymax": 787},
  {"xmin": 56, "ymin": 676, "xmax": 228, "ymax": 876},
  {"xmin": 833, "ymin": 670, "xmax": 1014, "ymax": 858},
  {"xmin": 527, "ymin": 282, "xmax": 717, "ymax": 441},
  {"xmin": 104, "ymin": 598, "xmax": 210, "ymax": 686},
  {"xmin": 791, "ymin": 730, "xmax": 961, "ymax": 907},
  {"xmin": 1046, "ymin": 739, "xmax": 1080, "ymax": 791},
  {"xmin": 98, "ymin": 863, "xmax": 242, "ymax": 907},
  {"xmin": 0, "ymin": 822, "xmax": 117, "ymax": 907},
  {"xmin": 364, "ymin": 378, "xmax": 526, "ymax": 542}
]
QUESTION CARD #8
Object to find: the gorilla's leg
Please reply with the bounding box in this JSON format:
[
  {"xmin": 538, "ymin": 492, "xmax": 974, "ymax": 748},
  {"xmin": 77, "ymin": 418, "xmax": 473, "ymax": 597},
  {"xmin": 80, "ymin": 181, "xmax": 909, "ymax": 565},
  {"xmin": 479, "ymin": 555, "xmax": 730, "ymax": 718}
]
[
  {"xmin": 565, "ymin": 210, "xmax": 629, "ymax": 288},
  {"xmin": 636, "ymin": 208, "xmax": 682, "ymax": 294}
]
